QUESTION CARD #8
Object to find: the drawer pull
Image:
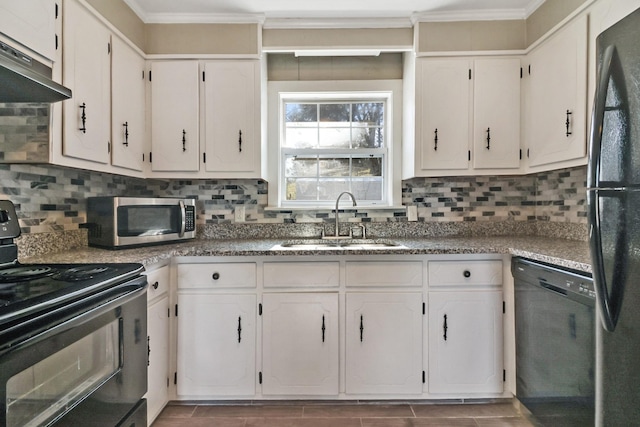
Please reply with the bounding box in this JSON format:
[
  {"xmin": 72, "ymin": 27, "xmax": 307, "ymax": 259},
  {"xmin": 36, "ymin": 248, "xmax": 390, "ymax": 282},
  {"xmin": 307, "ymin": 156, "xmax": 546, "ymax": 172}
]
[
  {"xmin": 360, "ymin": 315, "xmax": 364, "ymax": 342},
  {"xmin": 463, "ymin": 270, "xmax": 471, "ymax": 278},
  {"xmin": 322, "ymin": 315, "xmax": 326, "ymax": 343},
  {"xmin": 238, "ymin": 316, "xmax": 242, "ymax": 343},
  {"xmin": 212, "ymin": 272, "xmax": 220, "ymax": 280},
  {"xmin": 152, "ymin": 281, "xmax": 159, "ymax": 290}
]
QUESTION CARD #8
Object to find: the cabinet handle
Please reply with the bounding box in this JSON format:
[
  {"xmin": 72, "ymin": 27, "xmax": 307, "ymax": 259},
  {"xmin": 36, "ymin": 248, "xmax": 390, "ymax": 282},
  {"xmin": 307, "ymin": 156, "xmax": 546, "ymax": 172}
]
[
  {"xmin": 360, "ymin": 315, "xmax": 364, "ymax": 342},
  {"xmin": 434, "ymin": 128, "xmax": 438, "ymax": 151},
  {"xmin": 147, "ymin": 335, "xmax": 151, "ymax": 366},
  {"xmin": 463, "ymin": 270, "xmax": 471, "ymax": 278},
  {"xmin": 123, "ymin": 122, "xmax": 129, "ymax": 146},
  {"xmin": 443, "ymin": 314, "xmax": 448, "ymax": 341},
  {"xmin": 182, "ymin": 129, "xmax": 187, "ymax": 152},
  {"xmin": 565, "ymin": 110, "xmax": 572, "ymax": 137},
  {"xmin": 322, "ymin": 315, "xmax": 326, "ymax": 343},
  {"xmin": 79, "ymin": 103, "xmax": 87, "ymax": 133},
  {"xmin": 152, "ymin": 281, "xmax": 159, "ymax": 290},
  {"xmin": 212, "ymin": 272, "xmax": 220, "ymax": 281},
  {"xmin": 238, "ymin": 316, "xmax": 242, "ymax": 343},
  {"xmin": 238, "ymin": 129, "xmax": 243, "ymax": 152},
  {"xmin": 486, "ymin": 127, "xmax": 491, "ymax": 150}
]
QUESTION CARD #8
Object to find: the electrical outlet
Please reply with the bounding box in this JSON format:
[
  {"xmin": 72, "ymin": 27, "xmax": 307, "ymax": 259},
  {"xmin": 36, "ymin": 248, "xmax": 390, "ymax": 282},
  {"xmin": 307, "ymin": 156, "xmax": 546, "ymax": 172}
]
[
  {"xmin": 407, "ymin": 205, "xmax": 418, "ymax": 222},
  {"xmin": 234, "ymin": 205, "xmax": 245, "ymax": 223}
]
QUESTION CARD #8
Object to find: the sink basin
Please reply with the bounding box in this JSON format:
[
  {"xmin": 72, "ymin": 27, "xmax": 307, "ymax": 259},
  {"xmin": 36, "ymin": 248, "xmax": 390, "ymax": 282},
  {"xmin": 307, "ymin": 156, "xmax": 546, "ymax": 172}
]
[{"xmin": 271, "ymin": 239, "xmax": 406, "ymax": 251}]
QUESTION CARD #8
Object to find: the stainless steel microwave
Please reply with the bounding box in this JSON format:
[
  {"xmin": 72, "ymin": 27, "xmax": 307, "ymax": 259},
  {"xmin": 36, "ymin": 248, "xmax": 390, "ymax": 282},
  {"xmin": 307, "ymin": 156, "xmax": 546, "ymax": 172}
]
[{"xmin": 86, "ymin": 197, "xmax": 196, "ymax": 248}]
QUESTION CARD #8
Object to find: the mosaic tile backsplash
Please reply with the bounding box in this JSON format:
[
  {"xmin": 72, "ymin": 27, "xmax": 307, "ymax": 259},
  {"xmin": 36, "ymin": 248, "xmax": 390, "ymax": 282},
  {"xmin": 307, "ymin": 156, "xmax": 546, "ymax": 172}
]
[{"xmin": 0, "ymin": 163, "xmax": 587, "ymax": 236}]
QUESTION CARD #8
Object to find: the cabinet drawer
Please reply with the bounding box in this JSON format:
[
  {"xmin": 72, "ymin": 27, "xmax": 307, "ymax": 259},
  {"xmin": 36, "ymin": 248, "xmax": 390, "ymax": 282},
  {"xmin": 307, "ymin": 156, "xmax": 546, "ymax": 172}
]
[
  {"xmin": 263, "ymin": 262, "xmax": 340, "ymax": 288},
  {"xmin": 428, "ymin": 260, "xmax": 502, "ymax": 287},
  {"xmin": 145, "ymin": 265, "xmax": 170, "ymax": 302},
  {"xmin": 177, "ymin": 263, "xmax": 257, "ymax": 289},
  {"xmin": 346, "ymin": 261, "xmax": 422, "ymax": 287}
]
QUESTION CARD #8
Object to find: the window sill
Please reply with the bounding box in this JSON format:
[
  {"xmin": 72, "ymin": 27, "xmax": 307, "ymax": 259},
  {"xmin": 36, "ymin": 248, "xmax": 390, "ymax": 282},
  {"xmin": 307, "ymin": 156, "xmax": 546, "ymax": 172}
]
[{"xmin": 264, "ymin": 205, "xmax": 407, "ymax": 212}]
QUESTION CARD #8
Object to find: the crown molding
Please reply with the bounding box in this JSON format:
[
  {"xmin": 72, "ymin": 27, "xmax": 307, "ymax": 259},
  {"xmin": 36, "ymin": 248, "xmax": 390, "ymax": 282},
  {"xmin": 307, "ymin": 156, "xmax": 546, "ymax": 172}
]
[
  {"xmin": 412, "ymin": 8, "xmax": 528, "ymax": 23},
  {"xmin": 263, "ymin": 17, "xmax": 413, "ymax": 29}
]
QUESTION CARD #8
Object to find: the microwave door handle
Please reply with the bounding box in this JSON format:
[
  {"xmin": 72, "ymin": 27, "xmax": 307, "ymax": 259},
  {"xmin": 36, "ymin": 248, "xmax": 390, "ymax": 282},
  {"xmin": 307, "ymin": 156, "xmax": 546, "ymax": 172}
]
[
  {"xmin": 588, "ymin": 44, "xmax": 616, "ymax": 189},
  {"xmin": 179, "ymin": 200, "xmax": 186, "ymax": 237}
]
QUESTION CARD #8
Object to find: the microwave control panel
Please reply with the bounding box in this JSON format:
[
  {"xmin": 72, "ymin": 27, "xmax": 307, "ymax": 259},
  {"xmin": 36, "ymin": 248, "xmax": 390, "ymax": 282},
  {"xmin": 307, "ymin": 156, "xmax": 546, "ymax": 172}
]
[{"xmin": 185, "ymin": 205, "xmax": 195, "ymax": 232}]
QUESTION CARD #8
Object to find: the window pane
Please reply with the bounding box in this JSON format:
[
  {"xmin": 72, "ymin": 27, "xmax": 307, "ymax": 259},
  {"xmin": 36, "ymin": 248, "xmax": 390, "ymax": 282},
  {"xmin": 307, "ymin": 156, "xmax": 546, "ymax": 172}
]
[
  {"xmin": 320, "ymin": 104, "xmax": 349, "ymax": 122},
  {"xmin": 319, "ymin": 128, "xmax": 351, "ymax": 148},
  {"xmin": 284, "ymin": 126, "xmax": 317, "ymax": 148},
  {"xmin": 319, "ymin": 158, "xmax": 350, "ymax": 177},
  {"xmin": 286, "ymin": 178, "xmax": 317, "ymax": 200},
  {"xmin": 285, "ymin": 157, "xmax": 318, "ymax": 177},
  {"xmin": 285, "ymin": 104, "xmax": 317, "ymax": 122},
  {"xmin": 352, "ymin": 103, "xmax": 384, "ymax": 125},
  {"xmin": 318, "ymin": 179, "xmax": 350, "ymax": 200},
  {"xmin": 352, "ymin": 178, "xmax": 383, "ymax": 201},
  {"xmin": 352, "ymin": 126, "xmax": 383, "ymax": 148},
  {"xmin": 353, "ymin": 157, "xmax": 382, "ymax": 176}
]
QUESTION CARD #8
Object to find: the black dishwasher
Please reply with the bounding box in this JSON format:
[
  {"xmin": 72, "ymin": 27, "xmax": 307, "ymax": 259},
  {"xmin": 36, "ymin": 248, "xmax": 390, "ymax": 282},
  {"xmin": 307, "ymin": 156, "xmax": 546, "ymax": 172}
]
[{"xmin": 512, "ymin": 257, "xmax": 595, "ymax": 427}]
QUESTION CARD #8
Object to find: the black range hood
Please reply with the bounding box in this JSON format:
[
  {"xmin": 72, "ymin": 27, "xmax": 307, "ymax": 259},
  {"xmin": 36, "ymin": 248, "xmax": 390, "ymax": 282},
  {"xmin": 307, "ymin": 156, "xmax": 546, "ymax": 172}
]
[{"xmin": 0, "ymin": 40, "xmax": 71, "ymax": 103}]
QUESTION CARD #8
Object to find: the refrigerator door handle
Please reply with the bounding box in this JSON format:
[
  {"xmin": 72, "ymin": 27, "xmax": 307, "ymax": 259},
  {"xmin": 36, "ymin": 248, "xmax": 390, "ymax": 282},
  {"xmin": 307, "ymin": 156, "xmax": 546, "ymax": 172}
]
[
  {"xmin": 589, "ymin": 189, "xmax": 626, "ymax": 332},
  {"xmin": 588, "ymin": 44, "xmax": 616, "ymax": 189}
]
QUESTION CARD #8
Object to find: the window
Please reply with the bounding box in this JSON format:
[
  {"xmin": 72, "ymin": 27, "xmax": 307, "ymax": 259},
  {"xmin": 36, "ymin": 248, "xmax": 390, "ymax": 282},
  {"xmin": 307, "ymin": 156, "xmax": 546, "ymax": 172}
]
[{"xmin": 268, "ymin": 81, "xmax": 401, "ymax": 209}]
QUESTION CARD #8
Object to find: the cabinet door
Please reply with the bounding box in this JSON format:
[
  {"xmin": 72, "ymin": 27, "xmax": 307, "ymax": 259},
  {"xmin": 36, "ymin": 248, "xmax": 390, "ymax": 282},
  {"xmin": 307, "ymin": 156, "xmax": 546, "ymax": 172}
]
[
  {"xmin": 428, "ymin": 291, "xmax": 503, "ymax": 394},
  {"xmin": 417, "ymin": 59, "xmax": 471, "ymax": 171},
  {"xmin": 204, "ymin": 61, "xmax": 260, "ymax": 176},
  {"xmin": 62, "ymin": 0, "xmax": 111, "ymax": 164},
  {"xmin": 0, "ymin": 0, "xmax": 56, "ymax": 60},
  {"xmin": 526, "ymin": 15, "xmax": 587, "ymax": 167},
  {"xmin": 262, "ymin": 293, "xmax": 339, "ymax": 395},
  {"xmin": 111, "ymin": 37, "xmax": 145, "ymax": 172},
  {"xmin": 473, "ymin": 58, "xmax": 521, "ymax": 169},
  {"xmin": 150, "ymin": 61, "xmax": 200, "ymax": 172},
  {"xmin": 177, "ymin": 294, "xmax": 256, "ymax": 396},
  {"xmin": 147, "ymin": 295, "xmax": 169, "ymax": 423},
  {"xmin": 346, "ymin": 292, "xmax": 423, "ymax": 394}
]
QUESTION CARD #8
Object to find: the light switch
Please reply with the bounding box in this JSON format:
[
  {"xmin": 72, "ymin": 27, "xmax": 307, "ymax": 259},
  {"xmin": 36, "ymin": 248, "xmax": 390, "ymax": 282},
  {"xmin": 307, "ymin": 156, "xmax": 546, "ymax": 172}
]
[{"xmin": 407, "ymin": 205, "xmax": 418, "ymax": 222}]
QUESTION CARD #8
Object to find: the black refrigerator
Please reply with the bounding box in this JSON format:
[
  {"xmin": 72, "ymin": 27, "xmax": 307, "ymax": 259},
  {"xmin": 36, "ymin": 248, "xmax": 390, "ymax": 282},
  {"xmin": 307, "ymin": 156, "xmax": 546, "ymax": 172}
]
[{"xmin": 587, "ymin": 5, "xmax": 640, "ymax": 426}]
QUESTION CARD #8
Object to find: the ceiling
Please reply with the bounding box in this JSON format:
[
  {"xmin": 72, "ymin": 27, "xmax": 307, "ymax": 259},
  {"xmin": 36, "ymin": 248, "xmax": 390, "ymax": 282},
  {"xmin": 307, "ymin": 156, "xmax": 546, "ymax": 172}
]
[{"xmin": 123, "ymin": 0, "xmax": 546, "ymax": 25}]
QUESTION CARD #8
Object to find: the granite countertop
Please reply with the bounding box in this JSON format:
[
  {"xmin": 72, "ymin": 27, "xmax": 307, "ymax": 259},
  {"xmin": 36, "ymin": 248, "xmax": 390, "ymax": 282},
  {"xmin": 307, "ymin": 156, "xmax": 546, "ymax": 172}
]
[{"xmin": 20, "ymin": 236, "xmax": 592, "ymax": 273}]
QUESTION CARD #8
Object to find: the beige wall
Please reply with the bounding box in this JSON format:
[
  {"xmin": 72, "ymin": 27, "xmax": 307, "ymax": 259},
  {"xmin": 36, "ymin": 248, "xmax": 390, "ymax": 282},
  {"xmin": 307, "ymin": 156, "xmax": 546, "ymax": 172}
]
[
  {"xmin": 86, "ymin": 0, "xmax": 145, "ymax": 50},
  {"xmin": 526, "ymin": 0, "xmax": 589, "ymax": 45},
  {"xmin": 145, "ymin": 23, "xmax": 260, "ymax": 55},
  {"xmin": 417, "ymin": 20, "xmax": 526, "ymax": 52},
  {"xmin": 268, "ymin": 53, "xmax": 403, "ymax": 81},
  {"xmin": 263, "ymin": 28, "xmax": 412, "ymax": 51}
]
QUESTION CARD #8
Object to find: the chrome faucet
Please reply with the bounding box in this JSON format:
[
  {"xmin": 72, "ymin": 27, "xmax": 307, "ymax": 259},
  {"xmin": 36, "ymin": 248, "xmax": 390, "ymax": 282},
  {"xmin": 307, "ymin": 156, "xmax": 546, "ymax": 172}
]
[{"xmin": 325, "ymin": 191, "xmax": 357, "ymax": 239}]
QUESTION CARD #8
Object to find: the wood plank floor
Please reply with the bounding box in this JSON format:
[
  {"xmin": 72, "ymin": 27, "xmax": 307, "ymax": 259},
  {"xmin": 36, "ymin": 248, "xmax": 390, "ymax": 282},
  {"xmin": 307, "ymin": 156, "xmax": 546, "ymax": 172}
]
[{"xmin": 151, "ymin": 402, "xmax": 537, "ymax": 427}]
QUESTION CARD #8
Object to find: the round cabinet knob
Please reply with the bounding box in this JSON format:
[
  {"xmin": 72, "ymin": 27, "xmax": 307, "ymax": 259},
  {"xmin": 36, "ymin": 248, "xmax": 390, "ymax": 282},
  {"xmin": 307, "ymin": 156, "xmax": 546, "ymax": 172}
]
[
  {"xmin": 152, "ymin": 281, "xmax": 159, "ymax": 290},
  {"xmin": 212, "ymin": 272, "xmax": 220, "ymax": 280},
  {"xmin": 463, "ymin": 270, "xmax": 471, "ymax": 278}
]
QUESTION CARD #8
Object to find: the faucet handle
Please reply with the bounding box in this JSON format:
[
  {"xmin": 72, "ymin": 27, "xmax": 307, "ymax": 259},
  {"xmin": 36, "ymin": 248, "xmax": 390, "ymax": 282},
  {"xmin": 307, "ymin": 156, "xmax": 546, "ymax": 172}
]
[{"xmin": 352, "ymin": 224, "xmax": 366, "ymax": 240}]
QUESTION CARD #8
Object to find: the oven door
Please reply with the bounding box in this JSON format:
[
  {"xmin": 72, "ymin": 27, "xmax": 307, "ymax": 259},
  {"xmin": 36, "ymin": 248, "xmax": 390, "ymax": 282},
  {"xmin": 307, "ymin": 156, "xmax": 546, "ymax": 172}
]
[{"xmin": 0, "ymin": 284, "xmax": 147, "ymax": 427}]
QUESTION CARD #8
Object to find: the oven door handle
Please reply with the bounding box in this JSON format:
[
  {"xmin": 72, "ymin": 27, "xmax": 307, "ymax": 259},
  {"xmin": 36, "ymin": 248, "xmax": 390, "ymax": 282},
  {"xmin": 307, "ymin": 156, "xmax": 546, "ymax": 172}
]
[{"xmin": 179, "ymin": 200, "xmax": 186, "ymax": 237}]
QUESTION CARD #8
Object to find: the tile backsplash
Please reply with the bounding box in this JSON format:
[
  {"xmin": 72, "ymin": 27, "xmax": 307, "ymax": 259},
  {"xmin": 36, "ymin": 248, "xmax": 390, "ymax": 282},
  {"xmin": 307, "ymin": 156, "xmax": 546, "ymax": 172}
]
[{"xmin": 0, "ymin": 163, "xmax": 587, "ymax": 235}]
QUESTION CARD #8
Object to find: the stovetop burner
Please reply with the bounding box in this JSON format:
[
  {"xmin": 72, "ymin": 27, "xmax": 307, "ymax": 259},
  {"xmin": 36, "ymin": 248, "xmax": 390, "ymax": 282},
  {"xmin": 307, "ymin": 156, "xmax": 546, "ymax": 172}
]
[
  {"xmin": 51, "ymin": 265, "xmax": 113, "ymax": 281},
  {"xmin": 0, "ymin": 266, "xmax": 53, "ymax": 282}
]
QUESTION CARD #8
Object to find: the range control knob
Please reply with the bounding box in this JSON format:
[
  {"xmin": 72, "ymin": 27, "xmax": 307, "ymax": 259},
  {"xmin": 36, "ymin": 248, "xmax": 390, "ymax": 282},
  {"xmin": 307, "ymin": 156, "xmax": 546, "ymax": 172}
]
[{"xmin": 0, "ymin": 210, "xmax": 8, "ymax": 223}]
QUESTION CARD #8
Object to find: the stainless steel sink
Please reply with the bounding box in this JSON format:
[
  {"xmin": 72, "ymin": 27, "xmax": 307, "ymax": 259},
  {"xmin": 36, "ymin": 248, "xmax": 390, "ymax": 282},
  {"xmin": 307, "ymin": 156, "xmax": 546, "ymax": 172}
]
[{"xmin": 271, "ymin": 239, "xmax": 406, "ymax": 250}]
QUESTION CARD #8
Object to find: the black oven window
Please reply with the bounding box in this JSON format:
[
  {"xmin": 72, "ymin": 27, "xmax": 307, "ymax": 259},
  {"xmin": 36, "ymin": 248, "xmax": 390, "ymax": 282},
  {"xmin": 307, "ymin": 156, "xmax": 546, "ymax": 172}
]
[
  {"xmin": 5, "ymin": 320, "xmax": 120, "ymax": 427},
  {"xmin": 117, "ymin": 206, "xmax": 179, "ymax": 236}
]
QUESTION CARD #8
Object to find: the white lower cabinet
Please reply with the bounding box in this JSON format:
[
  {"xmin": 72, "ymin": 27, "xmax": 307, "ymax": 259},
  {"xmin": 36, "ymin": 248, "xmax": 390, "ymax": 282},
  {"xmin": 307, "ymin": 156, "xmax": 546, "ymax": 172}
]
[
  {"xmin": 144, "ymin": 265, "xmax": 170, "ymax": 425},
  {"xmin": 176, "ymin": 293, "xmax": 256, "ymax": 396},
  {"xmin": 261, "ymin": 292, "xmax": 339, "ymax": 395},
  {"xmin": 428, "ymin": 290, "xmax": 504, "ymax": 394},
  {"xmin": 345, "ymin": 292, "xmax": 423, "ymax": 395}
]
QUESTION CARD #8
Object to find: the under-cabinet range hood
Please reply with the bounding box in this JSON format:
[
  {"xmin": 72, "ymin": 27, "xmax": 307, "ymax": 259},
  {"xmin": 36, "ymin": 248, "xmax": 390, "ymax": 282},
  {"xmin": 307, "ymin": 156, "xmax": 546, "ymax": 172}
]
[{"xmin": 0, "ymin": 40, "xmax": 71, "ymax": 103}]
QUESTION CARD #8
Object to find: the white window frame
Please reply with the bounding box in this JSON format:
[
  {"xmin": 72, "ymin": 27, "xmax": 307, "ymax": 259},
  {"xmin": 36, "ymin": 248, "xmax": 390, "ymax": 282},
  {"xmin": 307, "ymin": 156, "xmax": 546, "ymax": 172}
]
[{"xmin": 267, "ymin": 80, "xmax": 403, "ymax": 209}]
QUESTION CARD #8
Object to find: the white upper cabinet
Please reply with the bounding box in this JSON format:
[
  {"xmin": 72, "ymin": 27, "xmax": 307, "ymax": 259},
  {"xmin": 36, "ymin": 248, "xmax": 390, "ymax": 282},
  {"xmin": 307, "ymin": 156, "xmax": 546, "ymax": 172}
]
[
  {"xmin": 150, "ymin": 61, "xmax": 200, "ymax": 172},
  {"xmin": 0, "ymin": 0, "xmax": 57, "ymax": 60},
  {"xmin": 416, "ymin": 58, "xmax": 471, "ymax": 172},
  {"xmin": 203, "ymin": 60, "xmax": 261, "ymax": 177},
  {"xmin": 473, "ymin": 58, "xmax": 521, "ymax": 169},
  {"xmin": 411, "ymin": 56, "xmax": 521, "ymax": 177},
  {"xmin": 525, "ymin": 15, "xmax": 588, "ymax": 169},
  {"xmin": 62, "ymin": 0, "xmax": 111, "ymax": 164},
  {"xmin": 111, "ymin": 37, "xmax": 145, "ymax": 172}
]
